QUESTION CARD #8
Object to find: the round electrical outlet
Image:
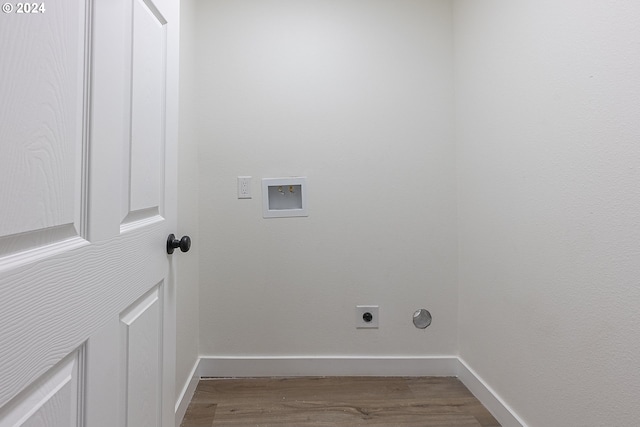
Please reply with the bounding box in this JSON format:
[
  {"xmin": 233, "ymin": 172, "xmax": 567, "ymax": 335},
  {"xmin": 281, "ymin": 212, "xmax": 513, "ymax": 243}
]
[{"xmin": 356, "ymin": 305, "xmax": 379, "ymax": 329}]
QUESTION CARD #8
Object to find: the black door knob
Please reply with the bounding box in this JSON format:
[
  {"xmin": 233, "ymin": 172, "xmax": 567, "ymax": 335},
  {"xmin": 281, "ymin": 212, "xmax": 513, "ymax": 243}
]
[{"xmin": 167, "ymin": 234, "xmax": 191, "ymax": 254}]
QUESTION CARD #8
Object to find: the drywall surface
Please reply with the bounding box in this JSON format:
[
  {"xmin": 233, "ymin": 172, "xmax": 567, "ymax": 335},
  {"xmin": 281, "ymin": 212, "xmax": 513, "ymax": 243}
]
[
  {"xmin": 455, "ymin": 1, "xmax": 640, "ymax": 425},
  {"xmin": 196, "ymin": 0, "xmax": 457, "ymax": 358},
  {"xmin": 175, "ymin": 0, "xmax": 200, "ymax": 400}
]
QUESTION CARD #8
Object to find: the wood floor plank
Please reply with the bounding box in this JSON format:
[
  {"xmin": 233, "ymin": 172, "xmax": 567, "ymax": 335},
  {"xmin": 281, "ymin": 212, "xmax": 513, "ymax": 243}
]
[
  {"xmin": 211, "ymin": 402, "xmax": 483, "ymax": 427},
  {"xmin": 180, "ymin": 377, "xmax": 500, "ymax": 427},
  {"xmin": 193, "ymin": 377, "xmax": 415, "ymax": 403},
  {"xmin": 180, "ymin": 402, "xmax": 216, "ymax": 427}
]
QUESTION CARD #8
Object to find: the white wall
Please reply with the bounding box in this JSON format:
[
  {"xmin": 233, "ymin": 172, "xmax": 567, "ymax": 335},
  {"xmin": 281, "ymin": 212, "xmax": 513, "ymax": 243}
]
[
  {"xmin": 455, "ymin": 1, "xmax": 640, "ymax": 426},
  {"xmin": 195, "ymin": 0, "xmax": 457, "ymax": 358},
  {"xmin": 175, "ymin": 0, "xmax": 200, "ymax": 400}
]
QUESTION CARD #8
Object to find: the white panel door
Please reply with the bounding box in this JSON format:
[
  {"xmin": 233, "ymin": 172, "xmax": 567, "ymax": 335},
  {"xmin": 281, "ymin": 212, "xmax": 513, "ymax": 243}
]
[{"xmin": 0, "ymin": 0, "xmax": 180, "ymax": 426}]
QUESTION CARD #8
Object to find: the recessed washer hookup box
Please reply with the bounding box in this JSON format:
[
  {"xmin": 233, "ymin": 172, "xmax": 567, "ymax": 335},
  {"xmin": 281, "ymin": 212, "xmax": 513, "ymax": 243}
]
[{"xmin": 262, "ymin": 177, "xmax": 308, "ymax": 218}]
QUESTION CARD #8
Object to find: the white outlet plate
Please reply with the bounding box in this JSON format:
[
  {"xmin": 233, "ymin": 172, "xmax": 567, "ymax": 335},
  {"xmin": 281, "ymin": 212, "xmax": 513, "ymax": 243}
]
[
  {"xmin": 237, "ymin": 176, "xmax": 252, "ymax": 199},
  {"xmin": 356, "ymin": 305, "xmax": 379, "ymax": 329}
]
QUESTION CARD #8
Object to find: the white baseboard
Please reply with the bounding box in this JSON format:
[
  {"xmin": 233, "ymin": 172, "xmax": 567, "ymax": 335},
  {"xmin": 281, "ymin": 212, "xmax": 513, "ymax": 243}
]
[
  {"xmin": 457, "ymin": 358, "xmax": 527, "ymax": 427},
  {"xmin": 198, "ymin": 356, "xmax": 459, "ymax": 377},
  {"xmin": 175, "ymin": 356, "xmax": 524, "ymax": 427},
  {"xmin": 174, "ymin": 358, "xmax": 201, "ymax": 426}
]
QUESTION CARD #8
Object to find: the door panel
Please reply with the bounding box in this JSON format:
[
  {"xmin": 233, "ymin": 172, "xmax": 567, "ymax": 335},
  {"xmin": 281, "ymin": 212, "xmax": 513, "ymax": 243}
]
[
  {"xmin": 120, "ymin": 284, "xmax": 163, "ymax": 427},
  {"xmin": 0, "ymin": 0, "xmax": 87, "ymax": 256},
  {"xmin": 0, "ymin": 349, "xmax": 83, "ymax": 427},
  {"xmin": 127, "ymin": 0, "xmax": 167, "ymax": 218}
]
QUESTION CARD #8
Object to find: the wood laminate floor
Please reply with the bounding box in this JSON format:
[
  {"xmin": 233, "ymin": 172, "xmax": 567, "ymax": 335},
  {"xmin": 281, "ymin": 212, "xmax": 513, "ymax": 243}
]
[{"xmin": 180, "ymin": 377, "xmax": 500, "ymax": 427}]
